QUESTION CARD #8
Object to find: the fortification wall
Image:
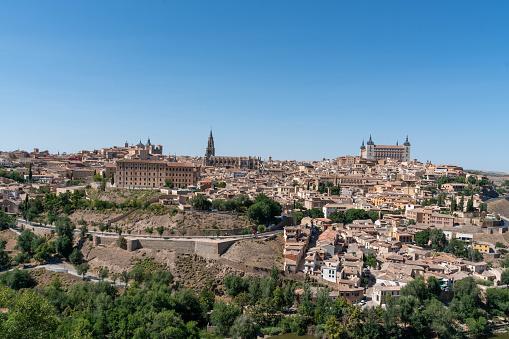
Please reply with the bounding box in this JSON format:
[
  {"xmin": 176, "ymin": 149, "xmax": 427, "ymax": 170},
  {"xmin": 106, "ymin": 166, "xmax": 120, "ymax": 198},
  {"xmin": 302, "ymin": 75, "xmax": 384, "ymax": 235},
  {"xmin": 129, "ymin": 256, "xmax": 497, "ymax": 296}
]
[{"xmin": 92, "ymin": 235, "xmax": 236, "ymax": 259}]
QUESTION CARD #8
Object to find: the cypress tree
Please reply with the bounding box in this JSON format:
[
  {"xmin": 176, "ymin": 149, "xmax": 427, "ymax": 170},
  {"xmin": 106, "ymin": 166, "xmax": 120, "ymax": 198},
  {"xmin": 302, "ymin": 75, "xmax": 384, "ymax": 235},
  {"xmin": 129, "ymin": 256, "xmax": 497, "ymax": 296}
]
[{"xmin": 450, "ymin": 197, "xmax": 457, "ymax": 212}]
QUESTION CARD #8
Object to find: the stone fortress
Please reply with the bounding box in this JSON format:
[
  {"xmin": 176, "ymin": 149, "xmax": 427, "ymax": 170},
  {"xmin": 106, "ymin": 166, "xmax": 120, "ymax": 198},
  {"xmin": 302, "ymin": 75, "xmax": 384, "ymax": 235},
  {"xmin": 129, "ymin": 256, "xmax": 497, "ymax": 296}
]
[{"xmin": 360, "ymin": 135, "xmax": 411, "ymax": 162}]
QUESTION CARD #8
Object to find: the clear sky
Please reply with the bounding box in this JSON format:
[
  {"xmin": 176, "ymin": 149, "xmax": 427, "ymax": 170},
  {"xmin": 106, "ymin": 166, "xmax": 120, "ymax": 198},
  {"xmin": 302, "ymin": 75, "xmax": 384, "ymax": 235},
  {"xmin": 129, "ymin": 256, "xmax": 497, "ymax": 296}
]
[{"xmin": 1, "ymin": 1, "xmax": 508, "ymax": 171}]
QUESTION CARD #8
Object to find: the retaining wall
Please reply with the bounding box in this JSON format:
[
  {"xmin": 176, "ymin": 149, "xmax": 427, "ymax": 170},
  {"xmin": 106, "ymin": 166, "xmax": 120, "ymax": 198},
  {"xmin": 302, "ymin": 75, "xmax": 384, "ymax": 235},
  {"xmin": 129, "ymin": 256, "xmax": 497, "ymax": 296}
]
[{"xmin": 92, "ymin": 235, "xmax": 238, "ymax": 260}]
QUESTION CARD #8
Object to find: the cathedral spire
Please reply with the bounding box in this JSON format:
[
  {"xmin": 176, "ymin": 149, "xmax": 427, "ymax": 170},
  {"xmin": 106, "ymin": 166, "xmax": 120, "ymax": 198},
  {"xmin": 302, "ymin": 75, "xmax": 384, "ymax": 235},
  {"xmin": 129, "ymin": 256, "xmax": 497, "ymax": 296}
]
[{"xmin": 205, "ymin": 128, "xmax": 215, "ymax": 159}]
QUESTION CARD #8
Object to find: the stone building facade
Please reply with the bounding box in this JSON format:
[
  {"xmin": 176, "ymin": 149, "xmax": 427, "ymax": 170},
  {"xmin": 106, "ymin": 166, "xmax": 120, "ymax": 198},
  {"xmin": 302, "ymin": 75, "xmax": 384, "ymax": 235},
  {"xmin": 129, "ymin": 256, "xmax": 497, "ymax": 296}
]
[
  {"xmin": 115, "ymin": 159, "xmax": 200, "ymax": 188},
  {"xmin": 202, "ymin": 130, "xmax": 261, "ymax": 169},
  {"xmin": 360, "ymin": 136, "xmax": 411, "ymax": 162}
]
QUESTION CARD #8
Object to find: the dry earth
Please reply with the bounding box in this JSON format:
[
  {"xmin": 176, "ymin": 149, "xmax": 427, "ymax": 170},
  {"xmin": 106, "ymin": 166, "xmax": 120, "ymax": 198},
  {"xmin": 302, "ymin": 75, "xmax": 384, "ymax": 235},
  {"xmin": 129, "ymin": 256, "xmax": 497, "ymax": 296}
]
[
  {"xmin": 29, "ymin": 268, "xmax": 85, "ymax": 291},
  {"xmin": 220, "ymin": 234, "xmax": 285, "ymax": 270},
  {"xmin": 0, "ymin": 229, "xmax": 21, "ymax": 255}
]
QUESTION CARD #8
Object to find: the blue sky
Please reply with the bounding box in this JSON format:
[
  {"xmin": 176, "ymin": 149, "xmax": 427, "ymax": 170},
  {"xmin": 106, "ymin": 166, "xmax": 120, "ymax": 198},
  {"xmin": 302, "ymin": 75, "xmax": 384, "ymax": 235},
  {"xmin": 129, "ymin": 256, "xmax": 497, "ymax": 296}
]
[{"xmin": 1, "ymin": 1, "xmax": 508, "ymax": 171}]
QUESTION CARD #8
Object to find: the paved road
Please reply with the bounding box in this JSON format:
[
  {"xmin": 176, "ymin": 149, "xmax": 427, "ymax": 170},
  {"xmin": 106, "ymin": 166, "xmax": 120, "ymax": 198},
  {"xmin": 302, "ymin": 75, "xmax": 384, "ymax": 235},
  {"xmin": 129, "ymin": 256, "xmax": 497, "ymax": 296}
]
[
  {"xmin": 484, "ymin": 193, "xmax": 509, "ymax": 204},
  {"xmin": 16, "ymin": 219, "xmax": 284, "ymax": 241}
]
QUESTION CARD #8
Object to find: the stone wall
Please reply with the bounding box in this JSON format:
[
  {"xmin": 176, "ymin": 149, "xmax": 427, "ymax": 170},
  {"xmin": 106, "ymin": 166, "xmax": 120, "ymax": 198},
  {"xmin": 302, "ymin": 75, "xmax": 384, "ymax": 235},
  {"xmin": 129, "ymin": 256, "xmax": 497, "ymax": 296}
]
[{"xmin": 91, "ymin": 235, "xmax": 237, "ymax": 260}]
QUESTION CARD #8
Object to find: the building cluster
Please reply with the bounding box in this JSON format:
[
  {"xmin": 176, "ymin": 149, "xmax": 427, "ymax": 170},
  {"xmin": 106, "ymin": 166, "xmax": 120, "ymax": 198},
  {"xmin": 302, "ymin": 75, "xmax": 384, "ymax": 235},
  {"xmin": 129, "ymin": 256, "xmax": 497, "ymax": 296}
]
[{"xmin": 2, "ymin": 134, "xmax": 508, "ymax": 306}]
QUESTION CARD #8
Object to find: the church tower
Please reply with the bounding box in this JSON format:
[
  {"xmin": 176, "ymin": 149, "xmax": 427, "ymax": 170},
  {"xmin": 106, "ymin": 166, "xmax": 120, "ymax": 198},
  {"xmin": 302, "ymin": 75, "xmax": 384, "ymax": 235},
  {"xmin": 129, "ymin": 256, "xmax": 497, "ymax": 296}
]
[
  {"xmin": 205, "ymin": 129, "xmax": 215, "ymax": 159},
  {"xmin": 403, "ymin": 136, "xmax": 411, "ymax": 162}
]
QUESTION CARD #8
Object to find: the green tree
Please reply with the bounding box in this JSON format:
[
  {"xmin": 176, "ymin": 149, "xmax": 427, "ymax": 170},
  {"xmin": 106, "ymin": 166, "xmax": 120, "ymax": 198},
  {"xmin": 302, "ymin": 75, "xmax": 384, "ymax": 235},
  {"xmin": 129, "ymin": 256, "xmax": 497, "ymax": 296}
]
[
  {"xmin": 414, "ymin": 230, "xmax": 430, "ymax": 247},
  {"xmin": 156, "ymin": 226, "xmax": 164, "ymax": 236},
  {"xmin": 76, "ymin": 263, "xmax": 89, "ymax": 279},
  {"xmin": 429, "ymin": 228, "xmax": 446, "ymax": 251},
  {"xmin": 0, "ymin": 211, "xmax": 15, "ymax": 230},
  {"xmin": 34, "ymin": 242, "xmax": 52, "ymax": 263},
  {"xmin": 466, "ymin": 195, "xmax": 474, "ymax": 212},
  {"xmin": 246, "ymin": 194, "xmax": 282, "ymax": 225},
  {"xmin": 16, "ymin": 229, "xmax": 37, "ymax": 254},
  {"xmin": 363, "ymin": 252, "xmax": 377, "ymax": 268},
  {"xmin": 28, "ymin": 163, "xmax": 32, "ymax": 181},
  {"xmin": 496, "ymin": 242, "xmax": 506, "ymax": 248},
  {"xmin": 210, "ymin": 301, "xmax": 241, "ymax": 336},
  {"xmin": 99, "ymin": 268, "xmax": 109, "ymax": 280},
  {"xmin": 224, "ymin": 275, "xmax": 247, "ymax": 297},
  {"xmin": 79, "ymin": 225, "xmax": 88, "ymax": 238},
  {"xmin": 69, "ymin": 248, "xmax": 83, "ymax": 265},
  {"xmin": 121, "ymin": 270, "xmax": 130, "ymax": 286},
  {"xmin": 293, "ymin": 211, "xmax": 304, "ymax": 225},
  {"xmin": 458, "ymin": 195, "xmax": 464, "ymax": 212},
  {"xmin": 0, "ymin": 249, "xmax": 10, "ymax": 270},
  {"xmin": 55, "ymin": 236, "xmax": 73, "ymax": 259},
  {"xmin": 0, "ymin": 269, "xmax": 35, "ymax": 290},
  {"xmin": 164, "ymin": 178, "xmax": 174, "ymax": 188},
  {"xmin": 12, "ymin": 252, "xmax": 30, "ymax": 265},
  {"xmin": 423, "ymin": 298, "xmax": 458, "ymax": 338},
  {"xmin": 307, "ymin": 208, "xmax": 324, "ymax": 219},
  {"xmin": 450, "ymin": 197, "xmax": 457, "ymax": 212},
  {"xmin": 116, "ymin": 236, "xmax": 127, "ymax": 249},
  {"xmin": 324, "ymin": 315, "xmax": 345, "ymax": 339},
  {"xmin": 501, "ymin": 268, "xmax": 509, "ymax": 285},
  {"xmin": 55, "ymin": 217, "xmax": 75, "ymax": 239},
  {"xmin": 0, "ymin": 288, "xmax": 60, "ymax": 338},
  {"xmin": 257, "ymin": 225, "xmax": 266, "ymax": 233},
  {"xmin": 466, "ymin": 316, "xmax": 488, "ymax": 337},
  {"xmin": 401, "ymin": 276, "xmax": 428, "ymax": 303},
  {"xmin": 368, "ymin": 210, "xmax": 379, "ymax": 222},
  {"xmin": 427, "ymin": 276, "xmax": 442, "ymax": 298},
  {"xmin": 188, "ymin": 194, "xmax": 211, "ymax": 210},
  {"xmin": 230, "ymin": 314, "xmax": 257, "ymax": 339}
]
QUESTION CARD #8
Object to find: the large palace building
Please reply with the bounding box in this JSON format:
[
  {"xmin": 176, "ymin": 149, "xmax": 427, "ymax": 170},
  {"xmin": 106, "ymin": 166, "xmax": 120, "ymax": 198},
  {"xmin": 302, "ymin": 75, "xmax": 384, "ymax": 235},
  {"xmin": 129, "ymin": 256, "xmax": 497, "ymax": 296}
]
[
  {"xmin": 359, "ymin": 135, "xmax": 411, "ymax": 162},
  {"xmin": 203, "ymin": 130, "xmax": 261, "ymax": 169},
  {"xmin": 114, "ymin": 159, "xmax": 200, "ymax": 188}
]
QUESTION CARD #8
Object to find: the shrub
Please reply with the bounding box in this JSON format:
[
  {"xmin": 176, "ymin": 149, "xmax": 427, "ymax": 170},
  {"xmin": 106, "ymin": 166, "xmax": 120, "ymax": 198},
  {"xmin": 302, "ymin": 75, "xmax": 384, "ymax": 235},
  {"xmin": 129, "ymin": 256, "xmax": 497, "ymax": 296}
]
[{"xmin": 0, "ymin": 269, "xmax": 35, "ymax": 290}]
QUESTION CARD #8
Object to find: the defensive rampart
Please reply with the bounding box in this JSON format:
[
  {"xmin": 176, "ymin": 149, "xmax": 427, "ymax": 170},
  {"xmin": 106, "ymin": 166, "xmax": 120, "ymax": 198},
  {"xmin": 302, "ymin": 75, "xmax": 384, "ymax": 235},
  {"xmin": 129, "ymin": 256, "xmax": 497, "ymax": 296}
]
[{"xmin": 93, "ymin": 235, "xmax": 237, "ymax": 259}]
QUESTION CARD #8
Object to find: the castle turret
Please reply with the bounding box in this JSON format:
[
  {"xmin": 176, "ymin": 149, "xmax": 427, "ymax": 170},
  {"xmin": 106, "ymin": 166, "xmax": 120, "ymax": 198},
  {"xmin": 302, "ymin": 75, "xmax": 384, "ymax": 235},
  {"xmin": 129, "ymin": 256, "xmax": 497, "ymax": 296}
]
[
  {"xmin": 366, "ymin": 135, "xmax": 375, "ymax": 160},
  {"xmin": 359, "ymin": 140, "xmax": 366, "ymax": 158}
]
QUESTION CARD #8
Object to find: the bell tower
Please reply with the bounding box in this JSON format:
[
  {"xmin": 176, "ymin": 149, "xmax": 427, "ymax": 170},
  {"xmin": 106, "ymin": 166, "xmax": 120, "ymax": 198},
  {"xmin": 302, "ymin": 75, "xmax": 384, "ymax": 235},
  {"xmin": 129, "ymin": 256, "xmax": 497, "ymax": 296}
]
[{"xmin": 205, "ymin": 129, "xmax": 215, "ymax": 158}]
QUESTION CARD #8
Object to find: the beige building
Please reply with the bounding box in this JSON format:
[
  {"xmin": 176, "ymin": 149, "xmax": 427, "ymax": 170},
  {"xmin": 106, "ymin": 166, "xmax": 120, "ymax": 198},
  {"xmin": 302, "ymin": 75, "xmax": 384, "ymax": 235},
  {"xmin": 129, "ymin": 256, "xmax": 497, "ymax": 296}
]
[
  {"xmin": 405, "ymin": 207, "xmax": 455, "ymax": 227},
  {"xmin": 360, "ymin": 136, "xmax": 411, "ymax": 162},
  {"xmin": 115, "ymin": 160, "xmax": 200, "ymax": 188}
]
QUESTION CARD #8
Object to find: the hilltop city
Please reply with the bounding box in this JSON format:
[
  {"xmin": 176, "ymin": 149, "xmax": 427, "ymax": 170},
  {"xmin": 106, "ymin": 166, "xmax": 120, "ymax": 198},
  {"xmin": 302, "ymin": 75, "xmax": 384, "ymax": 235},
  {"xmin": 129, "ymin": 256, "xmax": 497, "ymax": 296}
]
[{"xmin": 1, "ymin": 132, "xmax": 509, "ymax": 338}]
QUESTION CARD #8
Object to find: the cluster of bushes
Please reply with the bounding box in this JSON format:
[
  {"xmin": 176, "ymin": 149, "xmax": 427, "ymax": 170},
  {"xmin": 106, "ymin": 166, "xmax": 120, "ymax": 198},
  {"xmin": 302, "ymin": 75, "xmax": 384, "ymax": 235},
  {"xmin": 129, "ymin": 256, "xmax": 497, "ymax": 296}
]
[
  {"xmin": 0, "ymin": 259, "xmax": 209, "ymax": 338},
  {"xmin": 0, "ymin": 211, "xmax": 15, "ymax": 231},
  {"xmin": 328, "ymin": 208, "xmax": 379, "ymax": 224},
  {"xmin": 65, "ymin": 179, "xmax": 85, "ymax": 186},
  {"xmin": 317, "ymin": 182, "xmax": 341, "ymax": 195},
  {"xmin": 211, "ymin": 194, "xmax": 253, "ymax": 212},
  {"xmin": 414, "ymin": 229, "xmax": 483, "ymax": 262},
  {"xmin": 0, "ymin": 169, "xmax": 26, "ymax": 183},
  {"xmin": 189, "ymin": 193, "xmax": 282, "ymax": 225},
  {"xmin": 21, "ymin": 190, "xmax": 163, "ymax": 225}
]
